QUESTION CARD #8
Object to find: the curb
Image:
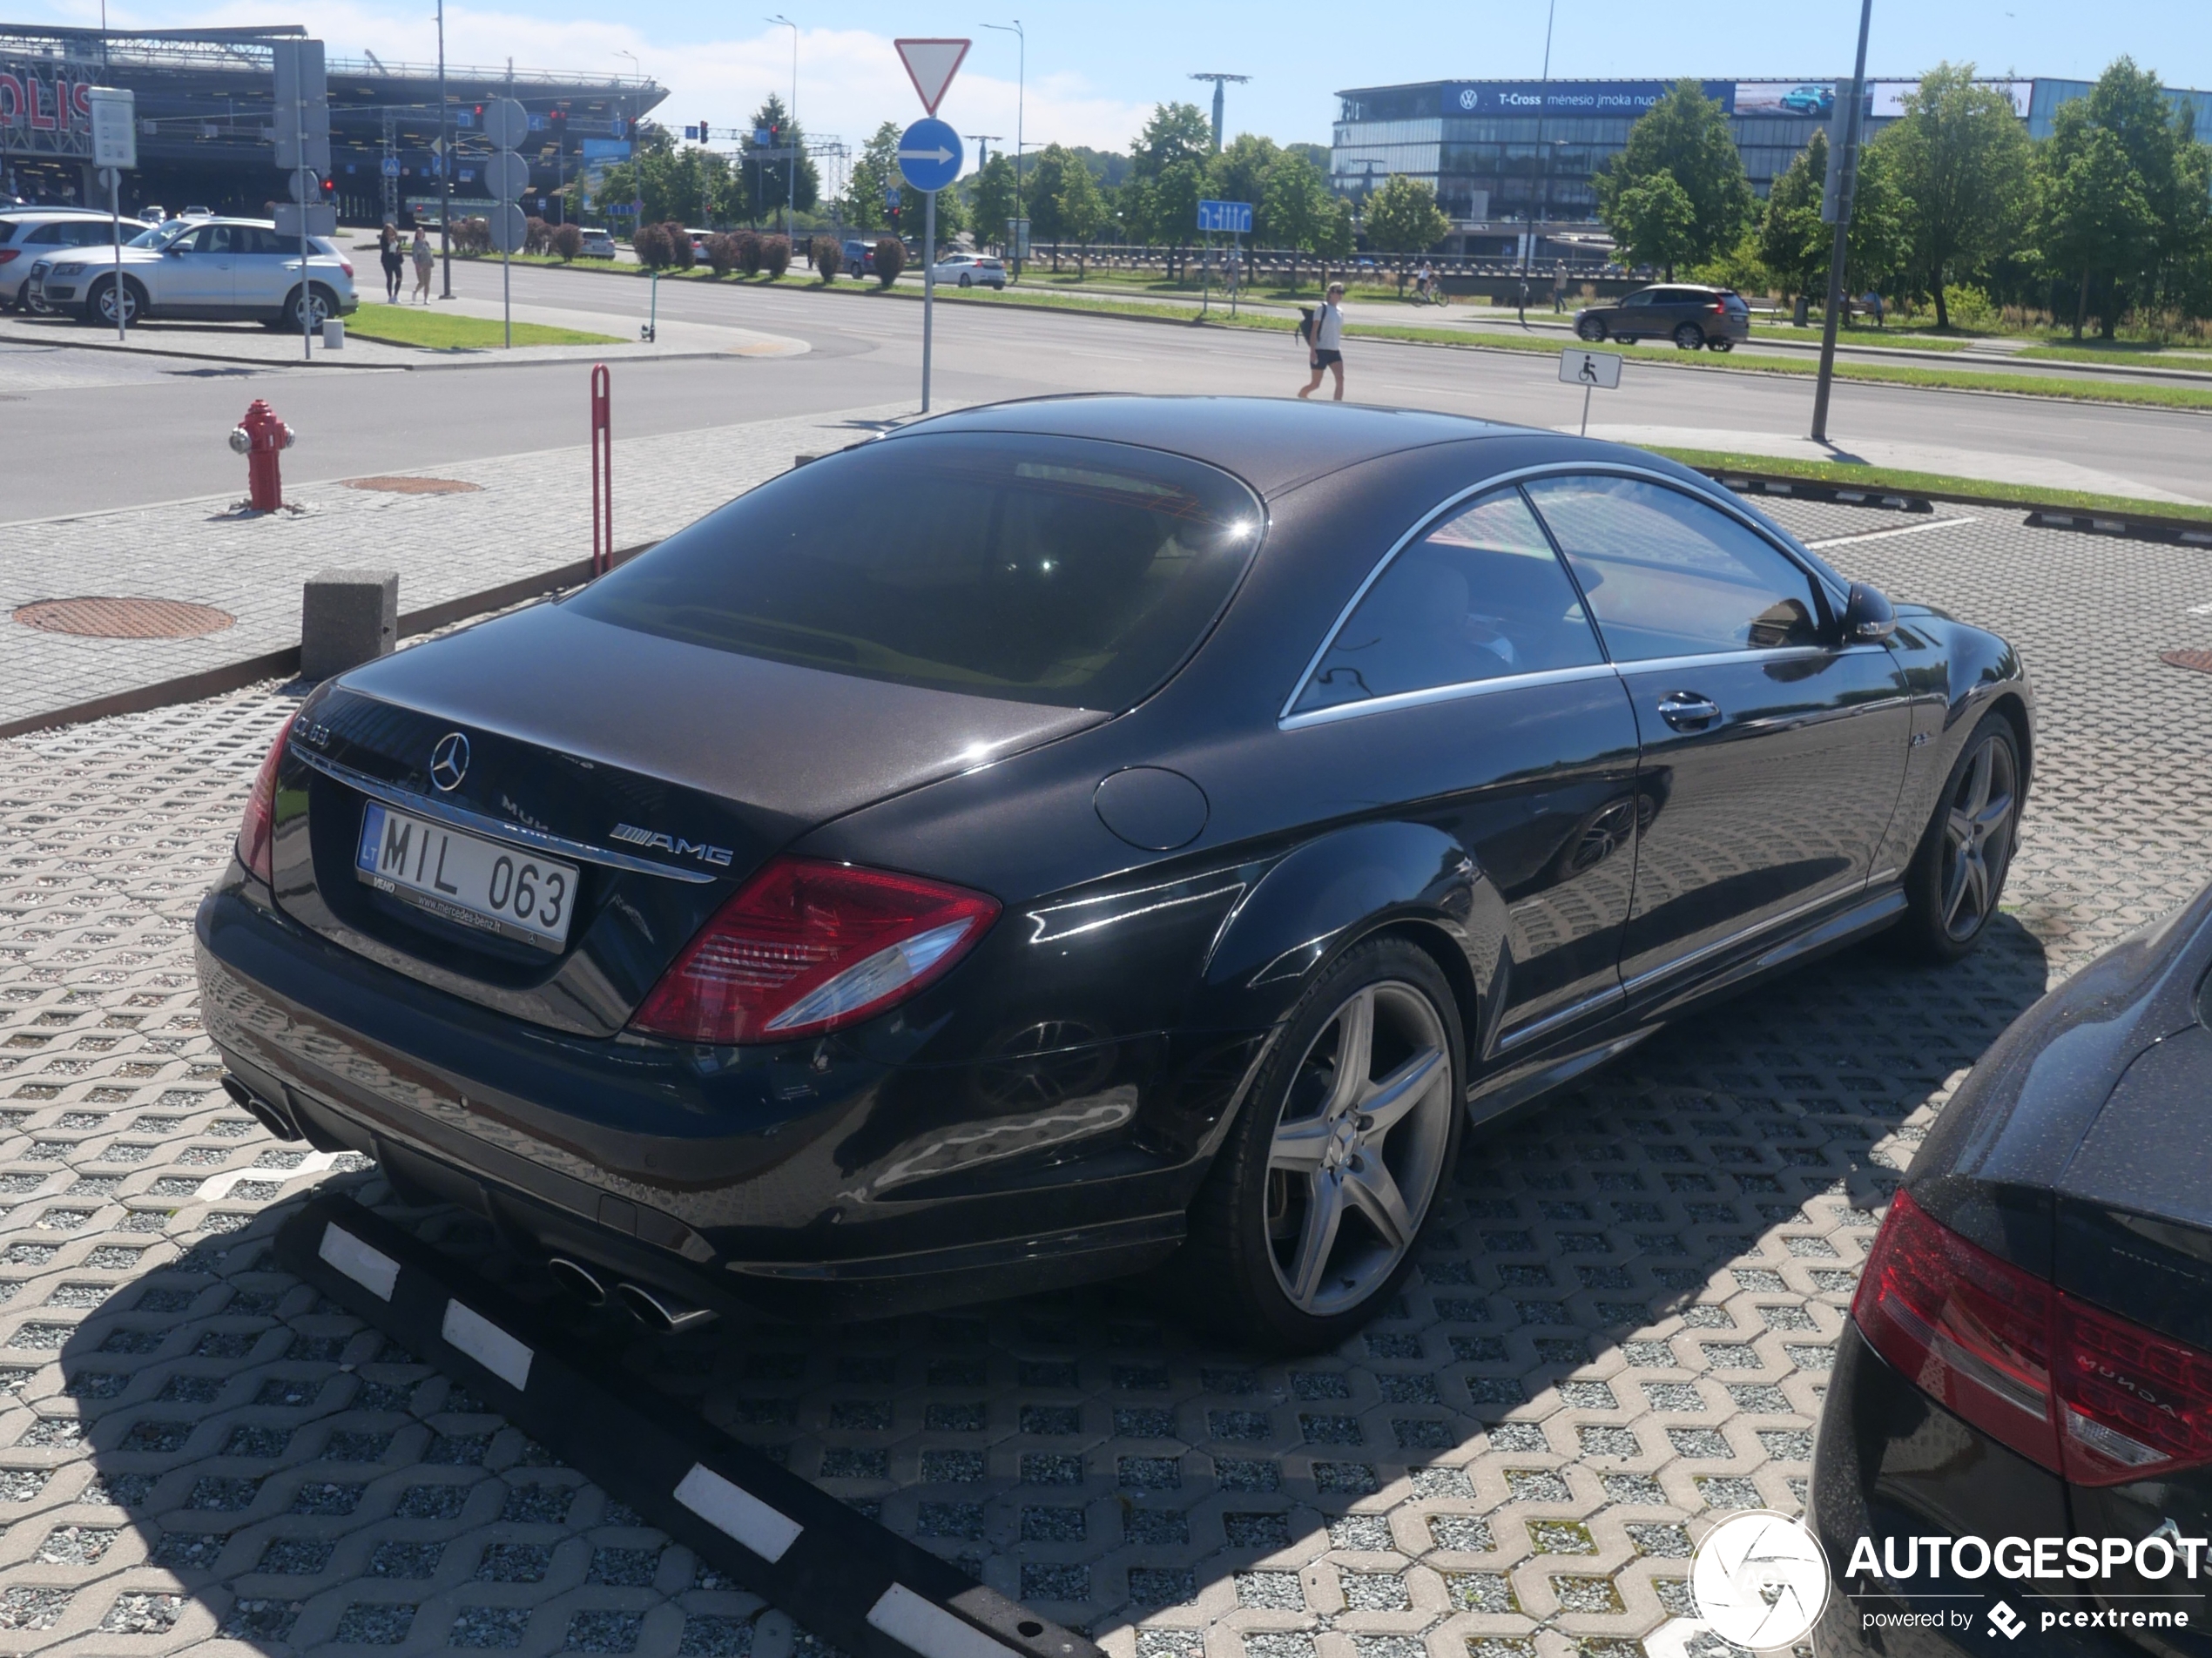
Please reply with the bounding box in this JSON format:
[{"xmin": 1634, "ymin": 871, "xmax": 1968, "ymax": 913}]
[
  {"xmin": 277, "ymin": 1196, "xmax": 1096, "ymax": 1658},
  {"xmin": 1698, "ymin": 465, "xmax": 2212, "ymax": 546},
  {"xmin": 0, "ymin": 544, "xmax": 652, "ymax": 742},
  {"xmin": 0, "ymin": 326, "xmax": 763, "ymax": 373}
]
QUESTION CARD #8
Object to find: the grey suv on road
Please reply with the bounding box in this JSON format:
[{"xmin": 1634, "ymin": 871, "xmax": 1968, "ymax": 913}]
[{"xmin": 1575, "ymin": 284, "xmax": 1749, "ymax": 350}]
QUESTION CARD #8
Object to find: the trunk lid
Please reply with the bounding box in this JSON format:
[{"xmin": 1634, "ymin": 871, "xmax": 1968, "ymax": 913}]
[{"xmin": 272, "ymin": 601, "xmax": 1102, "ymax": 1035}]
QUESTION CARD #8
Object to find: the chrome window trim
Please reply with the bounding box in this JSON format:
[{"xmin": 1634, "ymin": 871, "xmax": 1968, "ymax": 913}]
[
  {"xmin": 1604, "ymin": 642, "xmax": 1893, "ymax": 676},
  {"xmin": 1278, "ymin": 460, "xmax": 1848, "ymax": 729},
  {"xmin": 290, "ymin": 747, "xmax": 718, "ymax": 884},
  {"xmin": 1281, "ymin": 661, "xmax": 1622, "ymax": 731}
]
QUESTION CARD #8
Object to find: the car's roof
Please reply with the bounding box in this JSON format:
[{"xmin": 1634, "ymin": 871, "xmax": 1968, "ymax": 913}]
[
  {"xmin": 896, "ymin": 395, "xmax": 1518, "ymax": 497},
  {"xmin": 1, "ymin": 207, "xmax": 109, "ymax": 219}
]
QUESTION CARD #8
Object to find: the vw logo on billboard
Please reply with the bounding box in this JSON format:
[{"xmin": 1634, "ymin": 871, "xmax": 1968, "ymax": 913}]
[
  {"xmin": 1459, "ymin": 88, "xmax": 1480, "ymax": 109},
  {"xmin": 429, "ymin": 732, "xmax": 470, "ymax": 792}
]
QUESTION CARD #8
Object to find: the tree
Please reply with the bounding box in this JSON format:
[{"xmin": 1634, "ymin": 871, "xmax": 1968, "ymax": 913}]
[
  {"xmin": 1760, "ymin": 129, "xmax": 1910, "ymax": 309},
  {"xmin": 1363, "ymin": 175, "xmax": 1450, "ymax": 288},
  {"xmin": 594, "ymin": 145, "xmax": 730, "ymax": 230},
  {"xmin": 1208, "ymin": 134, "xmax": 1281, "ymax": 219},
  {"xmin": 968, "ymin": 153, "xmax": 1018, "ymax": 253},
  {"xmin": 1872, "ymin": 64, "xmax": 2035, "ymax": 328},
  {"xmin": 841, "ymin": 121, "xmax": 901, "ymax": 232},
  {"xmin": 1129, "ymin": 102, "xmax": 1212, "ymax": 276},
  {"xmin": 1131, "ymin": 103, "xmax": 1211, "ymax": 182},
  {"xmin": 1595, "ymin": 80, "xmax": 1754, "ymax": 272},
  {"xmin": 2038, "ymin": 123, "xmax": 2160, "ymax": 338},
  {"xmin": 1056, "ymin": 156, "xmax": 1107, "ymax": 276},
  {"xmin": 1262, "ymin": 152, "xmax": 1339, "ymax": 288},
  {"xmin": 738, "ymin": 93, "xmax": 819, "ymax": 223},
  {"xmin": 1022, "ymin": 145, "xmax": 1073, "ymax": 263}
]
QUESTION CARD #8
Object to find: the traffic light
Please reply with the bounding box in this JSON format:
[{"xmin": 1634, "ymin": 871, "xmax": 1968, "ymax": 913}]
[
  {"xmin": 698, "ymin": 117, "xmax": 709, "ymax": 142},
  {"xmin": 320, "ymin": 176, "xmax": 335, "ymax": 198}
]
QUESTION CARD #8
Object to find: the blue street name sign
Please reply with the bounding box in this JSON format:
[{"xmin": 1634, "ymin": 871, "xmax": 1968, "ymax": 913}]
[
  {"xmin": 1197, "ymin": 199, "xmax": 1253, "ymax": 234},
  {"xmin": 896, "ymin": 117, "xmax": 962, "ymax": 193}
]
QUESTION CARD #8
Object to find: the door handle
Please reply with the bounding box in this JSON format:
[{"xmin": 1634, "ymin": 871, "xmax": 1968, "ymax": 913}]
[{"xmin": 1656, "ymin": 692, "xmax": 1721, "ymax": 731}]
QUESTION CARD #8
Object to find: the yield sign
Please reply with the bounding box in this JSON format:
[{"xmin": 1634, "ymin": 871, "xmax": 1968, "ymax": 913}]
[{"xmin": 894, "ymin": 37, "xmax": 969, "ymax": 115}]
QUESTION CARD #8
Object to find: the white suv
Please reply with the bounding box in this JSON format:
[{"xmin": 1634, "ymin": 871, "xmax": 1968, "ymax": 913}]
[
  {"xmin": 0, "ymin": 210, "xmax": 120, "ymax": 312},
  {"xmin": 32, "ymin": 216, "xmax": 357, "ymax": 330}
]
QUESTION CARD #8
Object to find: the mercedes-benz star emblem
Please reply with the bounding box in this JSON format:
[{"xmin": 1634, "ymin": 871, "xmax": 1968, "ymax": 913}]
[
  {"xmin": 429, "ymin": 732, "xmax": 470, "ymax": 792},
  {"xmin": 1690, "ymin": 1511, "xmax": 1831, "ymax": 1649}
]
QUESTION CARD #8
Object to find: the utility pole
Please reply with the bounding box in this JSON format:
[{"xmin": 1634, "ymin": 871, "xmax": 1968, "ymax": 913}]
[
  {"xmin": 983, "ymin": 20, "xmax": 1022, "ymax": 277},
  {"xmin": 1188, "ymin": 72, "xmax": 1250, "ymax": 152},
  {"xmin": 436, "ymin": 0, "xmax": 451, "ymax": 298},
  {"xmin": 1810, "ymin": 0, "xmax": 1873, "ymax": 444},
  {"xmin": 1516, "ymin": 0, "xmax": 1556, "ymax": 326},
  {"xmin": 767, "ymin": 15, "xmax": 798, "ymax": 246}
]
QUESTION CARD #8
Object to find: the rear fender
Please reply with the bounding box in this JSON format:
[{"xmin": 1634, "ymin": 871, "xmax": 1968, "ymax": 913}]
[{"xmin": 1194, "ymin": 819, "xmax": 1501, "ymax": 1048}]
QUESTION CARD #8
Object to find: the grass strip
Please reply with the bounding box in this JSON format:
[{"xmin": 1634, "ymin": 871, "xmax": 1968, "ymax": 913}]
[
  {"xmin": 345, "ymin": 303, "xmax": 621, "ymax": 349},
  {"xmin": 2013, "ymin": 341, "xmax": 2212, "ymax": 368},
  {"xmin": 1647, "ymin": 446, "xmax": 2212, "ymax": 526}
]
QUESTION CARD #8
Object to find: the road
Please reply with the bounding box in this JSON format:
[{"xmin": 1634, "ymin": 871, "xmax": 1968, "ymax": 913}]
[{"xmin": 1, "ymin": 257, "xmax": 2206, "ymax": 521}]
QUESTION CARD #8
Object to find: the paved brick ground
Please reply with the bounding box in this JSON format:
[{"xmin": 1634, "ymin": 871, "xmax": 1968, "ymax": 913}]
[
  {"xmin": 1, "ymin": 500, "xmax": 2208, "ymax": 1658},
  {"xmin": 0, "ymin": 400, "xmax": 916, "ymax": 731}
]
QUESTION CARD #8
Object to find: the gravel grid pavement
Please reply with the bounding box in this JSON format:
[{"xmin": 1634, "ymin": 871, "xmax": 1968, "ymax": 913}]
[{"xmin": 0, "ymin": 501, "xmax": 2209, "ymax": 1658}]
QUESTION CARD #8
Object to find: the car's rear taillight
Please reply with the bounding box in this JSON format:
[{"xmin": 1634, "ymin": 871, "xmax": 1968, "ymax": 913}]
[
  {"xmin": 236, "ymin": 722, "xmax": 291, "ymax": 885},
  {"xmin": 1855, "ymin": 1190, "xmax": 2212, "ymax": 1486},
  {"xmin": 0, "ymin": 249, "xmax": 18, "ymax": 266},
  {"xmin": 630, "ymin": 857, "xmax": 1000, "ymax": 1045},
  {"xmin": 1709, "ymin": 300, "xmax": 1725, "ymax": 313}
]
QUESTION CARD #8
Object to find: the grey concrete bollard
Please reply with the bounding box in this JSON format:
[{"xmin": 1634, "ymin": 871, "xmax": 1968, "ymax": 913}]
[{"xmin": 301, "ymin": 568, "xmax": 397, "ymax": 680}]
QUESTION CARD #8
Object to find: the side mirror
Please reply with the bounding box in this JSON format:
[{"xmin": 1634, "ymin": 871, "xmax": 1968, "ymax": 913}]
[{"xmin": 1841, "ymin": 581, "xmax": 1896, "ymax": 644}]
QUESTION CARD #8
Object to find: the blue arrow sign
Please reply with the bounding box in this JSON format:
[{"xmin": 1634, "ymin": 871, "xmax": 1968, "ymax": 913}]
[
  {"xmin": 1197, "ymin": 199, "xmax": 1253, "ymax": 234},
  {"xmin": 896, "ymin": 118, "xmax": 961, "ymax": 193}
]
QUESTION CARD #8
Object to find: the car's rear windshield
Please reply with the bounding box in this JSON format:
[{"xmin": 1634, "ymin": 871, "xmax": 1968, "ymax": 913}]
[{"xmin": 569, "ymin": 431, "xmax": 1264, "ymax": 710}]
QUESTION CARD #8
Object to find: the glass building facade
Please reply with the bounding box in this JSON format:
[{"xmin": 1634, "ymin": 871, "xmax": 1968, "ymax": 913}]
[{"xmin": 1333, "ymin": 76, "xmax": 2209, "ymax": 259}]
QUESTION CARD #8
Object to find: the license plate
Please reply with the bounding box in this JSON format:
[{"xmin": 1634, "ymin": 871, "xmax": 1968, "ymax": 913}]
[{"xmin": 355, "ymin": 803, "xmax": 579, "ymax": 952}]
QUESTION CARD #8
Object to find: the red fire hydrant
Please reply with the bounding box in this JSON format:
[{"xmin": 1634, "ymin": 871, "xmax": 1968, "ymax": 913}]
[{"xmin": 227, "ymin": 400, "xmax": 296, "ymax": 512}]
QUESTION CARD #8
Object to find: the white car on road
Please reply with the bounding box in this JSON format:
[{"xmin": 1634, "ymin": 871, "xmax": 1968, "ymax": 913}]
[
  {"xmin": 929, "ymin": 252, "xmax": 1007, "ymax": 289},
  {"xmin": 30, "ymin": 216, "xmax": 357, "ymax": 330}
]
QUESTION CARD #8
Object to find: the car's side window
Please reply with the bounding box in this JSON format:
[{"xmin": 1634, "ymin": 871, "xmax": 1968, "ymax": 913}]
[
  {"xmin": 1293, "ymin": 488, "xmax": 1605, "ymax": 713},
  {"xmin": 67, "ymin": 222, "xmax": 113, "ymax": 246},
  {"xmin": 24, "ymin": 224, "xmax": 64, "ymax": 244},
  {"xmin": 1621, "ymin": 290, "xmax": 1651, "ymax": 307},
  {"xmin": 1522, "ymin": 475, "xmax": 1825, "ymax": 663},
  {"xmin": 243, "ymin": 228, "xmax": 289, "ymax": 255}
]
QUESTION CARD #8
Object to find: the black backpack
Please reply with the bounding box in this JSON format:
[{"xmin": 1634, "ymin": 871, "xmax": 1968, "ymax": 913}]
[{"xmin": 1297, "ymin": 306, "xmax": 1316, "ymax": 343}]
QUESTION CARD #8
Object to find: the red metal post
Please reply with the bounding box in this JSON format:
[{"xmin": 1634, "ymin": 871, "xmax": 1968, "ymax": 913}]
[
  {"xmin": 230, "ymin": 399, "xmax": 294, "ymax": 513},
  {"xmin": 590, "ymin": 365, "xmax": 612, "ymax": 576}
]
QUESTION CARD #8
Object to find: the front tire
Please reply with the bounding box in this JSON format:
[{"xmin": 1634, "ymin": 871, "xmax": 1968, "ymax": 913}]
[
  {"xmin": 1178, "ymin": 938, "xmax": 1463, "ymax": 1351},
  {"xmin": 1893, "ymin": 711, "xmax": 2021, "ymax": 962},
  {"xmin": 85, "ymin": 277, "xmax": 141, "ymax": 327}
]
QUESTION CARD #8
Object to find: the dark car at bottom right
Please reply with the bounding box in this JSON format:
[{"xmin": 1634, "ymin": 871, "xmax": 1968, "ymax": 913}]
[{"xmin": 1811, "ymin": 879, "xmax": 2212, "ymax": 1654}]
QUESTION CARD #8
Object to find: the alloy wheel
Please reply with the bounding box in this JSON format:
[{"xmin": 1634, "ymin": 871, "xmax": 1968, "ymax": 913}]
[
  {"xmin": 1939, "ymin": 732, "xmax": 2017, "ymax": 940},
  {"xmin": 292, "ymin": 288, "xmax": 331, "ymax": 330},
  {"xmin": 95, "ymin": 281, "xmax": 137, "ymax": 326},
  {"xmin": 1263, "ymin": 981, "xmax": 1453, "ymax": 1317}
]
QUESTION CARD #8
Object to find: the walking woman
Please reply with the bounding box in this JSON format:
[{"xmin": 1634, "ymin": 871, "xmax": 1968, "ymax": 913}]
[
  {"xmin": 408, "ymin": 226, "xmax": 435, "ymax": 305},
  {"xmin": 378, "ymin": 221, "xmax": 404, "ymax": 303}
]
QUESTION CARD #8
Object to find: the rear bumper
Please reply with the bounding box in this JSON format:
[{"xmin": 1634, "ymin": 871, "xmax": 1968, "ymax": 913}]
[{"xmin": 196, "ymin": 871, "xmax": 1231, "ymax": 1317}]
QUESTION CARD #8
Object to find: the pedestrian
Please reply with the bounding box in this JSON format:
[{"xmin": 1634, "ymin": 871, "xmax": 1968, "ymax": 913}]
[
  {"xmin": 378, "ymin": 221, "xmax": 404, "ymax": 303},
  {"xmin": 1553, "ymin": 259, "xmax": 1568, "ymax": 313},
  {"xmin": 1863, "ymin": 289, "xmax": 1886, "ymax": 329},
  {"xmin": 1298, "ymin": 281, "xmax": 1347, "ymax": 401},
  {"xmin": 408, "ymin": 227, "xmax": 435, "ymax": 305}
]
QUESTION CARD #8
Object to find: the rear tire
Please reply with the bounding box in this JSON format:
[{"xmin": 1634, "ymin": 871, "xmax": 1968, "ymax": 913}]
[
  {"xmin": 1176, "ymin": 937, "xmax": 1464, "ymax": 1351},
  {"xmin": 1674, "ymin": 321, "xmax": 1704, "ymax": 349},
  {"xmin": 1576, "ymin": 316, "xmax": 1607, "ymax": 342},
  {"xmin": 1892, "ymin": 710, "xmax": 2022, "ymax": 963}
]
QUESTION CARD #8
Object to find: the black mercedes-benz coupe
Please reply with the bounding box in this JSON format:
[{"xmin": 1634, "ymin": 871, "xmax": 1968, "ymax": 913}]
[
  {"xmin": 1810, "ymin": 880, "xmax": 2212, "ymax": 1655},
  {"xmin": 197, "ymin": 396, "xmax": 2031, "ymax": 1348}
]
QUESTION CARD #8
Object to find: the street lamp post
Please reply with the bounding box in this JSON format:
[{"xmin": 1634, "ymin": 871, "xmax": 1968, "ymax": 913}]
[
  {"xmin": 437, "ymin": 0, "xmax": 452, "ymax": 298},
  {"xmin": 1516, "ymin": 0, "xmax": 1556, "ymax": 326},
  {"xmin": 983, "ymin": 19, "xmax": 1022, "ymax": 278},
  {"xmin": 767, "ymin": 16, "xmax": 797, "ymax": 247},
  {"xmin": 1810, "ymin": 0, "xmax": 1875, "ymax": 445}
]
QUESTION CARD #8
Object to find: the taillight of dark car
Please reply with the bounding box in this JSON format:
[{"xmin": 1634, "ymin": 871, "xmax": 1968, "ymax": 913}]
[
  {"xmin": 630, "ymin": 856, "xmax": 999, "ymax": 1044},
  {"xmin": 236, "ymin": 723, "xmax": 291, "ymax": 885},
  {"xmin": 1855, "ymin": 1190, "xmax": 2212, "ymax": 1486}
]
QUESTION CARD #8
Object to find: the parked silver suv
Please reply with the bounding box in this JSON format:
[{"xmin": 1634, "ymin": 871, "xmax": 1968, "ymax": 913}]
[
  {"xmin": 30, "ymin": 216, "xmax": 357, "ymax": 330},
  {"xmin": 0, "ymin": 209, "xmax": 119, "ymax": 312}
]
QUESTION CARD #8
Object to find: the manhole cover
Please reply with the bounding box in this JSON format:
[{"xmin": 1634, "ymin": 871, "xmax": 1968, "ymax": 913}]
[
  {"xmin": 341, "ymin": 475, "xmax": 482, "ymax": 495},
  {"xmin": 13, "ymin": 597, "xmax": 235, "ymax": 638},
  {"xmin": 2161, "ymin": 650, "xmax": 2212, "ymax": 674}
]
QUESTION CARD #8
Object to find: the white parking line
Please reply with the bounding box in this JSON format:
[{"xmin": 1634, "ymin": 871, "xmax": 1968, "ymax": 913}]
[{"xmin": 1805, "ymin": 516, "xmax": 1978, "ymax": 548}]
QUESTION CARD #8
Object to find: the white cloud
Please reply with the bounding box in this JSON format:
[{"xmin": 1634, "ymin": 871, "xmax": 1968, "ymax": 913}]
[{"xmin": 74, "ymin": 2, "xmax": 1154, "ymax": 173}]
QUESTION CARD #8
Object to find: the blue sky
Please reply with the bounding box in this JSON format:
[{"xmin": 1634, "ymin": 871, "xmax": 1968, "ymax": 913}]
[{"xmin": 23, "ymin": 0, "xmax": 2210, "ymax": 170}]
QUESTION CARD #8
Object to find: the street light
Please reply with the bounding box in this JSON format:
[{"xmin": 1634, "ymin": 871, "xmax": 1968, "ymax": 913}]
[
  {"xmin": 767, "ymin": 16, "xmax": 798, "ymax": 246},
  {"xmin": 1811, "ymin": 0, "xmax": 1875, "ymax": 444},
  {"xmin": 1516, "ymin": 0, "xmax": 1557, "ymax": 327},
  {"xmin": 982, "ymin": 19, "xmax": 1022, "ymax": 277},
  {"xmin": 437, "ymin": 0, "xmax": 452, "ymax": 298}
]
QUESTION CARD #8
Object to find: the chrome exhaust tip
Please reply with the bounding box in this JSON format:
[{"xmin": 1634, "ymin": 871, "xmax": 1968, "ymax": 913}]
[
  {"xmin": 614, "ymin": 1280, "xmax": 718, "ymax": 1333},
  {"xmin": 546, "ymin": 1257, "xmax": 608, "ymax": 1306}
]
